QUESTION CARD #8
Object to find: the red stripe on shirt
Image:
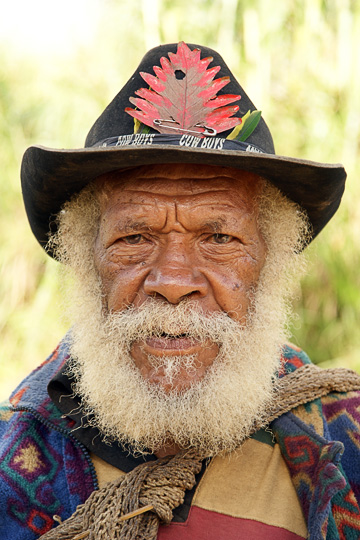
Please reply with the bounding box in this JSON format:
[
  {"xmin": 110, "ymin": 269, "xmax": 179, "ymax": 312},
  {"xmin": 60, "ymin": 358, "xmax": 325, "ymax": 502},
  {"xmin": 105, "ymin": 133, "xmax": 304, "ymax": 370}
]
[{"xmin": 157, "ymin": 505, "xmax": 306, "ymax": 540}]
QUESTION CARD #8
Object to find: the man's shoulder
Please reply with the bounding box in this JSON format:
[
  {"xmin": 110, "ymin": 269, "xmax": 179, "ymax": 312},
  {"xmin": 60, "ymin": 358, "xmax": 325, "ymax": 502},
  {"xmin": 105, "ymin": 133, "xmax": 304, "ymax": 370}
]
[
  {"xmin": 280, "ymin": 342, "xmax": 312, "ymax": 375},
  {"xmin": 7, "ymin": 337, "xmax": 70, "ymax": 411},
  {"xmin": 0, "ymin": 337, "xmax": 73, "ymax": 441},
  {"xmin": 0, "ymin": 400, "xmax": 16, "ymax": 431},
  {"xmin": 321, "ymin": 388, "xmax": 360, "ymax": 435},
  {"xmin": 278, "ymin": 343, "xmax": 360, "ymax": 432}
]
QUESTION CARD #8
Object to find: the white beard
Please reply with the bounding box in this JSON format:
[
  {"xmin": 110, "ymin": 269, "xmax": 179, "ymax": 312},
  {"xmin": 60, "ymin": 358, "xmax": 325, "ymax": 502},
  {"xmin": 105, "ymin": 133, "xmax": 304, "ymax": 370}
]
[{"xmin": 66, "ymin": 260, "xmax": 291, "ymax": 457}]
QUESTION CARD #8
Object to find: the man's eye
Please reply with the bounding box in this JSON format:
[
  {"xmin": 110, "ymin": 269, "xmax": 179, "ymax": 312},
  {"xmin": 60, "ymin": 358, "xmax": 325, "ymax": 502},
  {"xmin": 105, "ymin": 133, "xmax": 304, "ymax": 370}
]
[
  {"xmin": 211, "ymin": 233, "xmax": 232, "ymax": 244},
  {"xmin": 123, "ymin": 234, "xmax": 143, "ymax": 244}
]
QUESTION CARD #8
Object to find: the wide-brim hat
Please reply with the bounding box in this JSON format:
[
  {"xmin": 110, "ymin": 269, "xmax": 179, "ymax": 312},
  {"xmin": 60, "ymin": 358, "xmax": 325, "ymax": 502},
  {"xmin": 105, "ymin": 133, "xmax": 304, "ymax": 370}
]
[{"xmin": 21, "ymin": 42, "xmax": 346, "ymax": 257}]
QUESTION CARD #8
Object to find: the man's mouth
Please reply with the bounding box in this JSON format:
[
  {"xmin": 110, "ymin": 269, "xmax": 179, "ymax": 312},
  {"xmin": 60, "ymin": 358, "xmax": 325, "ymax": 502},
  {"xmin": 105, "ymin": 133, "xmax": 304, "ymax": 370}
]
[{"xmin": 144, "ymin": 333, "xmax": 199, "ymax": 352}]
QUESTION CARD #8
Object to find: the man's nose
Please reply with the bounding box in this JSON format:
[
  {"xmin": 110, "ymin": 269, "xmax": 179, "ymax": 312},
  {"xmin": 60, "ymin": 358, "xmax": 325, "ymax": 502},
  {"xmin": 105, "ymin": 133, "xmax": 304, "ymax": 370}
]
[{"xmin": 143, "ymin": 240, "xmax": 208, "ymax": 304}]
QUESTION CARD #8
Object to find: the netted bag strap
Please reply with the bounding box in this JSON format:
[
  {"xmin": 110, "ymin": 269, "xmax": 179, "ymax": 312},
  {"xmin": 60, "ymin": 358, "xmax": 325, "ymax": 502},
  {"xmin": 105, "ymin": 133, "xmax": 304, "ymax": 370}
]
[
  {"xmin": 258, "ymin": 364, "xmax": 360, "ymax": 428},
  {"xmin": 39, "ymin": 448, "xmax": 203, "ymax": 540}
]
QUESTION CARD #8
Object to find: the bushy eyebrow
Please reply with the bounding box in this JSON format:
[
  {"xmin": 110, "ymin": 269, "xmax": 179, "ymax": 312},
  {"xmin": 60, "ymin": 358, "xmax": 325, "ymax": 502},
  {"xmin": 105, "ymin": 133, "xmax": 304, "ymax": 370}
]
[
  {"xmin": 201, "ymin": 219, "xmax": 226, "ymax": 232},
  {"xmin": 123, "ymin": 221, "xmax": 152, "ymax": 233},
  {"xmin": 122, "ymin": 219, "xmax": 228, "ymax": 234}
]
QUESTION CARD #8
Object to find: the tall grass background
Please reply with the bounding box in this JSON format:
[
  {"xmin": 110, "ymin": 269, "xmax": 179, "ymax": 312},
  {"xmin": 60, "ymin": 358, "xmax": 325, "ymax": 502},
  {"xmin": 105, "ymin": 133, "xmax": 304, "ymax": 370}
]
[{"xmin": 1, "ymin": 0, "xmax": 359, "ymax": 399}]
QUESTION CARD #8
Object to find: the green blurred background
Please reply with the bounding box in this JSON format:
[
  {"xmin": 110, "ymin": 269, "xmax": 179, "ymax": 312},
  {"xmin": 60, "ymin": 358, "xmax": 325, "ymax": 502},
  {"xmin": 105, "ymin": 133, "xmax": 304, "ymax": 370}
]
[{"xmin": 1, "ymin": 0, "xmax": 359, "ymax": 400}]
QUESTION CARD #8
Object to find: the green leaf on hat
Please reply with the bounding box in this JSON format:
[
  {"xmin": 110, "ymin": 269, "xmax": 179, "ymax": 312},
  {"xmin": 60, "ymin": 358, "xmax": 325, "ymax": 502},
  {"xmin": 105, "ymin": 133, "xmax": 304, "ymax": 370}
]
[
  {"xmin": 227, "ymin": 111, "xmax": 249, "ymax": 140},
  {"xmin": 134, "ymin": 118, "xmax": 142, "ymax": 134},
  {"xmin": 227, "ymin": 110, "xmax": 262, "ymax": 142},
  {"xmin": 134, "ymin": 118, "xmax": 151, "ymax": 134},
  {"xmin": 237, "ymin": 110, "xmax": 262, "ymax": 141}
]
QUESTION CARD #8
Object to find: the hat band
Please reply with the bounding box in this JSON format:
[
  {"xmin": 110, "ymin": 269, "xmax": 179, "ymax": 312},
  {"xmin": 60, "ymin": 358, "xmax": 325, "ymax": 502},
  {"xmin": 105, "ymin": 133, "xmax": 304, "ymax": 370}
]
[{"xmin": 92, "ymin": 133, "xmax": 266, "ymax": 154}]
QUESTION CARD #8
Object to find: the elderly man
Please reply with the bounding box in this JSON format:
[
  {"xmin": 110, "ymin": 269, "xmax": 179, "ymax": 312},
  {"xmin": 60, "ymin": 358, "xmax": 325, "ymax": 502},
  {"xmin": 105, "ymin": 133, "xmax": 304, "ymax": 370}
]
[{"xmin": 1, "ymin": 42, "xmax": 360, "ymax": 540}]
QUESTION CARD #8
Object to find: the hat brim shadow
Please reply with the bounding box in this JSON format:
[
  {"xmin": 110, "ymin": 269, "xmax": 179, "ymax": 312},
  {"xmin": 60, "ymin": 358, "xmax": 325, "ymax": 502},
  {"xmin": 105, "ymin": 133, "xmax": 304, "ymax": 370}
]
[{"xmin": 21, "ymin": 143, "xmax": 346, "ymax": 257}]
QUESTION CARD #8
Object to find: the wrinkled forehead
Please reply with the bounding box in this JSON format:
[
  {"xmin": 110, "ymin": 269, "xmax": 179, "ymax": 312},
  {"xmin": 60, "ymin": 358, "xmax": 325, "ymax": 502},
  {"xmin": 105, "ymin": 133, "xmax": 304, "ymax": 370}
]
[{"xmin": 93, "ymin": 164, "xmax": 265, "ymax": 212}]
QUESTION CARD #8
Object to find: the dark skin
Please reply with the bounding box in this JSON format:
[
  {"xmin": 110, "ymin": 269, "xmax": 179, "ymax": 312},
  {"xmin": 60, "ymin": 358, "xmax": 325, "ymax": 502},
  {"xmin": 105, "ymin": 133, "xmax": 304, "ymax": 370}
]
[{"xmin": 94, "ymin": 163, "xmax": 267, "ymax": 456}]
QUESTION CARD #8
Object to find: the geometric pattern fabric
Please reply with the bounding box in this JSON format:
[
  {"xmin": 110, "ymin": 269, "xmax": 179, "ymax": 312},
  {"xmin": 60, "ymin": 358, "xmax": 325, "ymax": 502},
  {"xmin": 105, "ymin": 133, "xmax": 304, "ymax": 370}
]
[{"xmin": 1, "ymin": 340, "xmax": 360, "ymax": 539}]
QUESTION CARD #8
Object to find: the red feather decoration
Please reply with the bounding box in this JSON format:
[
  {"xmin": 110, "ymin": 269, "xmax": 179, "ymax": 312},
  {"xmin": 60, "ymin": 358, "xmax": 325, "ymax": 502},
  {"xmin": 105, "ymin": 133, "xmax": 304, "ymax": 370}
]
[{"xmin": 125, "ymin": 42, "xmax": 242, "ymax": 137}]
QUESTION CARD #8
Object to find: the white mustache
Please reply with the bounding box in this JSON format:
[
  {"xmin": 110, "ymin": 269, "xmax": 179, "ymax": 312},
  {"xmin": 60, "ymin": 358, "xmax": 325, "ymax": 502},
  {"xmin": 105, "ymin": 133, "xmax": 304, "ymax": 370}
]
[{"xmin": 104, "ymin": 300, "xmax": 241, "ymax": 346}]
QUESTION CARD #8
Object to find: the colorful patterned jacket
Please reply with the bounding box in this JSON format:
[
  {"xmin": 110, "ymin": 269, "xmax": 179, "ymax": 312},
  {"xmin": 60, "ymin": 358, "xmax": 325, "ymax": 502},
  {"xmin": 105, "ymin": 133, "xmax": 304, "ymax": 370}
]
[{"xmin": 0, "ymin": 340, "xmax": 360, "ymax": 539}]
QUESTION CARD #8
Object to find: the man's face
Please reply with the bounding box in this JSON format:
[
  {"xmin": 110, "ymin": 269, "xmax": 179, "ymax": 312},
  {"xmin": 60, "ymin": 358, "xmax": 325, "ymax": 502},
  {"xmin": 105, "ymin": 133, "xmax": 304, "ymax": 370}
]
[{"xmin": 94, "ymin": 164, "xmax": 266, "ymax": 392}]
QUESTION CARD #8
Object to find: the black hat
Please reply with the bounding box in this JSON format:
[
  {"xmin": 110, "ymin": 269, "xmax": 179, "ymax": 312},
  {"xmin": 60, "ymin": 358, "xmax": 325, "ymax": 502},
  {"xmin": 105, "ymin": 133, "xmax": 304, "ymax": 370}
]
[{"xmin": 21, "ymin": 42, "xmax": 346, "ymax": 256}]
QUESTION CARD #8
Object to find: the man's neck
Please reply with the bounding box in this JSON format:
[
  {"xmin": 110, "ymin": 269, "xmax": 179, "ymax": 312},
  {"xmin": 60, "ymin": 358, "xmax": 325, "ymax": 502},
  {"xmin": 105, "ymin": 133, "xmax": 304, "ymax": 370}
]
[{"xmin": 155, "ymin": 442, "xmax": 182, "ymax": 458}]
